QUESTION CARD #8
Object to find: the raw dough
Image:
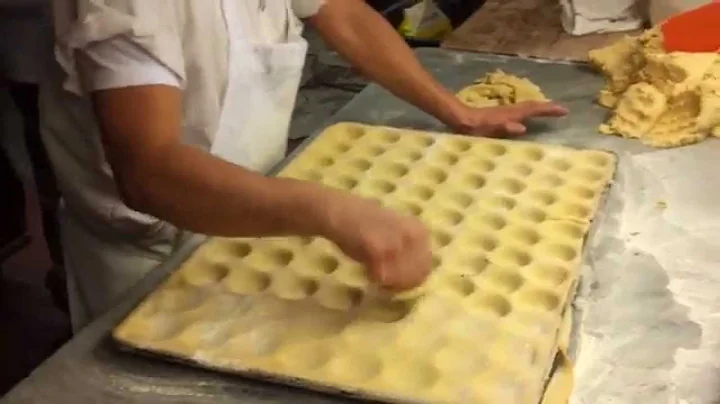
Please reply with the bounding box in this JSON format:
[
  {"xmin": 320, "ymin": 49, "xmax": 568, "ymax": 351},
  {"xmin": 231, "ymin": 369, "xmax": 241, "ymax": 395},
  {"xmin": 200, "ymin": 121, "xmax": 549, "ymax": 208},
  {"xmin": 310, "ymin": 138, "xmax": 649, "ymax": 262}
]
[
  {"xmin": 599, "ymin": 82, "xmax": 668, "ymax": 139},
  {"xmin": 458, "ymin": 70, "xmax": 549, "ymax": 107},
  {"xmin": 114, "ymin": 123, "xmax": 617, "ymax": 404},
  {"xmin": 589, "ymin": 27, "xmax": 720, "ymax": 148}
]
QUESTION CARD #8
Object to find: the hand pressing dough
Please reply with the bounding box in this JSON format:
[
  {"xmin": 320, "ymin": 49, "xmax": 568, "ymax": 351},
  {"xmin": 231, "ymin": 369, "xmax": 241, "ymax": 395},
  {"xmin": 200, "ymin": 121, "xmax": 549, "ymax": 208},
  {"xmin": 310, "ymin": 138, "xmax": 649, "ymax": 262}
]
[
  {"xmin": 589, "ymin": 28, "xmax": 720, "ymax": 148},
  {"xmin": 457, "ymin": 70, "xmax": 549, "ymax": 107}
]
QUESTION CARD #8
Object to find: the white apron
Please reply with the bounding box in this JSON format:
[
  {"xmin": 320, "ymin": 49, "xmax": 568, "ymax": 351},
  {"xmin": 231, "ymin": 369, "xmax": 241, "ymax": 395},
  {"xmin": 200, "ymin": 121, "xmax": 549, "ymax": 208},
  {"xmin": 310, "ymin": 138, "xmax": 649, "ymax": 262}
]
[
  {"xmin": 58, "ymin": 0, "xmax": 308, "ymax": 331},
  {"xmin": 213, "ymin": 0, "xmax": 308, "ymax": 171}
]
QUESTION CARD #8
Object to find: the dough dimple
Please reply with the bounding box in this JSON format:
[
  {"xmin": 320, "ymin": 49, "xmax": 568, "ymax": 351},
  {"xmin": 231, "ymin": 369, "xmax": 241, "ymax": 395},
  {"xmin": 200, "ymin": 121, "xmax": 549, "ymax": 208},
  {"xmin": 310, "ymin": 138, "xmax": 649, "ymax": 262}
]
[{"xmin": 589, "ymin": 27, "xmax": 720, "ymax": 148}]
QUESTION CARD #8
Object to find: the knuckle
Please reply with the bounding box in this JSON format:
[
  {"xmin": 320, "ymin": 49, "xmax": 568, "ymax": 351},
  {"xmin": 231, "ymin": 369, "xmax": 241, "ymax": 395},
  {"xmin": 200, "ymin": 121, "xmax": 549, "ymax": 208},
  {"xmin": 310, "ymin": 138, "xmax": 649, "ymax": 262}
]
[
  {"xmin": 404, "ymin": 223, "xmax": 428, "ymax": 243},
  {"xmin": 363, "ymin": 236, "xmax": 386, "ymax": 260}
]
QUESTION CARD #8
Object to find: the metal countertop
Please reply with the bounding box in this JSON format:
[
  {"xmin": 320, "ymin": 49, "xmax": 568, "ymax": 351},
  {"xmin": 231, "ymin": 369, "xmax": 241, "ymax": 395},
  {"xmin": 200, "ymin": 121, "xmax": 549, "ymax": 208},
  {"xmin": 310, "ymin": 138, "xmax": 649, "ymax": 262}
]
[{"xmin": 3, "ymin": 48, "xmax": 703, "ymax": 404}]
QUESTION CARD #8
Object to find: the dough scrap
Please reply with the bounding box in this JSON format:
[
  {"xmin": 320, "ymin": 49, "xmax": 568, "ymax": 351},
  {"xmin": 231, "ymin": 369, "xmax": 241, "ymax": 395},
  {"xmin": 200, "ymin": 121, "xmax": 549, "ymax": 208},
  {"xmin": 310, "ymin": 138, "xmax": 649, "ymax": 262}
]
[
  {"xmin": 605, "ymin": 82, "xmax": 668, "ymax": 139},
  {"xmin": 457, "ymin": 70, "xmax": 549, "ymax": 107},
  {"xmin": 589, "ymin": 27, "xmax": 720, "ymax": 148}
]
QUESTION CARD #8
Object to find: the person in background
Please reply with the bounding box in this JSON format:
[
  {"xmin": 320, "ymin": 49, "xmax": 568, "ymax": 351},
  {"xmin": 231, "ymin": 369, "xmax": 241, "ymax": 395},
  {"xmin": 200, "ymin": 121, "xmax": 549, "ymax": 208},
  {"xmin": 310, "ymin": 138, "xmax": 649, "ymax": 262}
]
[
  {"xmin": 45, "ymin": 0, "xmax": 568, "ymax": 331},
  {"xmin": 0, "ymin": 0, "xmax": 66, "ymax": 311}
]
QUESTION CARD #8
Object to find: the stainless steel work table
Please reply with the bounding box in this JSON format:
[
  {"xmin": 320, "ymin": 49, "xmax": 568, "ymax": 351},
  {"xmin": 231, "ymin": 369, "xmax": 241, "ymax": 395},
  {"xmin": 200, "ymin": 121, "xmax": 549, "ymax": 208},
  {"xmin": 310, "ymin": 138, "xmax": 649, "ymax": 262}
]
[{"xmin": 3, "ymin": 48, "xmax": 718, "ymax": 404}]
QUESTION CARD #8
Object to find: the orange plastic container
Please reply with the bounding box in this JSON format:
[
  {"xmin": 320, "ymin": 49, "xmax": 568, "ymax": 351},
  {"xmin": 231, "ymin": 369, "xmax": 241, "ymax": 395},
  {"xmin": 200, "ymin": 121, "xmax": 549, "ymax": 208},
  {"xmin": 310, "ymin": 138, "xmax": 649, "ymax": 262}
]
[{"xmin": 661, "ymin": 2, "xmax": 720, "ymax": 52}]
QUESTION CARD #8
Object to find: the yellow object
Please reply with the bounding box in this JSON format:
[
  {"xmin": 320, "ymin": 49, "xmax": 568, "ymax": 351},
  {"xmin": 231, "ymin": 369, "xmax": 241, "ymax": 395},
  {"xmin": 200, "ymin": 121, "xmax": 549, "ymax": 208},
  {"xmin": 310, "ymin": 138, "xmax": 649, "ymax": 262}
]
[
  {"xmin": 588, "ymin": 28, "xmax": 720, "ymax": 148},
  {"xmin": 398, "ymin": 0, "xmax": 453, "ymax": 40},
  {"xmin": 457, "ymin": 70, "xmax": 550, "ymax": 108},
  {"xmin": 114, "ymin": 123, "xmax": 616, "ymax": 404}
]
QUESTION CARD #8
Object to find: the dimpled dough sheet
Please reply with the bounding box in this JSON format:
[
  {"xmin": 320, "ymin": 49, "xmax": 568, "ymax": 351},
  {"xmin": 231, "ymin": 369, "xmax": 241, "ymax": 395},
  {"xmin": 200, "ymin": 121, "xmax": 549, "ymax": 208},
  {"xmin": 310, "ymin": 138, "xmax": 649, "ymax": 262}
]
[
  {"xmin": 589, "ymin": 28, "xmax": 720, "ymax": 148},
  {"xmin": 114, "ymin": 123, "xmax": 616, "ymax": 404}
]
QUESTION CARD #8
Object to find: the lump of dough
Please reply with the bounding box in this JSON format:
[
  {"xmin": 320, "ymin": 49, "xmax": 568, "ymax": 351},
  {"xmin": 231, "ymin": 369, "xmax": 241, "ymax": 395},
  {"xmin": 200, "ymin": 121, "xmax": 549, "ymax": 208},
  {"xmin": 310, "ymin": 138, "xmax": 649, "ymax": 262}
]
[
  {"xmin": 587, "ymin": 27, "xmax": 664, "ymax": 108},
  {"xmin": 588, "ymin": 36, "xmax": 646, "ymax": 108},
  {"xmin": 603, "ymin": 82, "xmax": 667, "ymax": 139},
  {"xmin": 643, "ymin": 90, "xmax": 707, "ymax": 148},
  {"xmin": 701, "ymin": 60, "xmax": 720, "ymax": 137},
  {"xmin": 697, "ymin": 83, "xmax": 720, "ymax": 131},
  {"xmin": 706, "ymin": 59, "xmax": 720, "ymax": 81},
  {"xmin": 589, "ymin": 26, "xmax": 720, "ymax": 148},
  {"xmin": 639, "ymin": 52, "xmax": 718, "ymax": 96},
  {"xmin": 457, "ymin": 70, "xmax": 548, "ymax": 108}
]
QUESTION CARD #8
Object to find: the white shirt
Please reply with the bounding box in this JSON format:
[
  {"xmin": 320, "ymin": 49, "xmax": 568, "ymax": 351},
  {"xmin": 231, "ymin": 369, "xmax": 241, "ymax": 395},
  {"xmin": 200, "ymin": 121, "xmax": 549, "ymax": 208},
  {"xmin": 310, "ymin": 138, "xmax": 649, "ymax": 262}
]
[
  {"xmin": 43, "ymin": 0, "xmax": 321, "ymax": 332},
  {"xmin": 82, "ymin": 37, "xmax": 180, "ymax": 90},
  {"xmin": 80, "ymin": 0, "xmax": 322, "ymax": 92},
  {"xmin": 42, "ymin": 0, "xmax": 319, "ymax": 239}
]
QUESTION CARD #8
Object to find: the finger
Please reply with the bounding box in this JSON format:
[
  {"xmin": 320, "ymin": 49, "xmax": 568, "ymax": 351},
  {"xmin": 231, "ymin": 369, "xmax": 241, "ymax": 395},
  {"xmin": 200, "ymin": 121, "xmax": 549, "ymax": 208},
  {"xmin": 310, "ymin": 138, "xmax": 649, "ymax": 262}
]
[
  {"xmin": 374, "ymin": 237, "xmax": 404, "ymax": 286},
  {"xmin": 393, "ymin": 247, "xmax": 433, "ymax": 291},
  {"xmin": 381, "ymin": 283, "xmax": 421, "ymax": 295},
  {"xmin": 476, "ymin": 123, "xmax": 510, "ymax": 138},
  {"xmin": 361, "ymin": 239, "xmax": 389, "ymax": 284},
  {"xmin": 518, "ymin": 101, "xmax": 569, "ymax": 117},
  {"xmin": 374, "ymin": 261, "xmax": 388, "ymax": 284},
  {"xmin": 399, "ymin": 221, "xmax": 430, "ymax": 247},
  {"xmin": 504, "ymin": 121, "xmax": 527, "ymax": 135},
  {"xmin": 381, "ymin": 271, "xmax": 421, "ymax": 292},
  {"xmin": 394, "ymin": 264, "xmax": 431, "ymax": 290},
  {"xmin": 372, "ymin": 244, "xmax": 398, "ymax": 283}
]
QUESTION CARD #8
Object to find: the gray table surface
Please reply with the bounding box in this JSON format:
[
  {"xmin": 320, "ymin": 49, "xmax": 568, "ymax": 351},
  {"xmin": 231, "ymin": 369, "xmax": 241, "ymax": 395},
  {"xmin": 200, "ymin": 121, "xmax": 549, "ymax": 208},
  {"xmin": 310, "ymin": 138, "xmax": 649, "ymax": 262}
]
[{"xmin": 1, "ymin": 48, "xmax": 670, "ymax": 403}]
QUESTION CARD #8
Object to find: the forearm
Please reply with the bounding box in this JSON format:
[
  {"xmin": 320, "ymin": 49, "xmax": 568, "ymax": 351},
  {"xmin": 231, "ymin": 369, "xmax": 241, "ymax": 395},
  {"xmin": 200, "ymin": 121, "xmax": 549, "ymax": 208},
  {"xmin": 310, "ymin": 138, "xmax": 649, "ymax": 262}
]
[
  {"xmin": 119, "ymin": 143, "xmax": 335, "ymax": 238},
  {"xmin": 309, "ymin": 0, "xmax": 466, "ymax": 125},
  {"xmin": 88, "ymin": 82, "xmax": 337, "ymax": 239}
]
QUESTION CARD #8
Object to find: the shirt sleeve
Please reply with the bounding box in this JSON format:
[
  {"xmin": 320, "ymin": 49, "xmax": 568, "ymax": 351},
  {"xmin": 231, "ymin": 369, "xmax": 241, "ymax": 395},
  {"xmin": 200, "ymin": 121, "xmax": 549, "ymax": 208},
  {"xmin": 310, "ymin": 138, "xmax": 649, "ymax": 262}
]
[
  {"xmin": 79, "ymin": 36, "xmax": 181, "ymax": 91},
  {"xmin": 53, "ymin": 0, "xmax": 185, "ymax": 95},
  {"xmin": 291, "ymin": 0, "xmax": 325, "ymax": 18}
]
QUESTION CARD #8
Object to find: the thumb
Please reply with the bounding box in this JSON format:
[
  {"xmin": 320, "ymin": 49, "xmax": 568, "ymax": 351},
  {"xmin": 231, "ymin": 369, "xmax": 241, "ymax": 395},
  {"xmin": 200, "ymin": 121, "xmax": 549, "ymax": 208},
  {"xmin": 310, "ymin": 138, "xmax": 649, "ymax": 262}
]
[
  {"xmin": 504, "ymin": 121, "xmax": 527, "ymax": 135},
  {"xmin": 371, "ymin": 260, "xmax": 388, "ymax": 285},
  {"xmin": 522, "ymin": 101, "xmax": 569, "ymax": 117}
]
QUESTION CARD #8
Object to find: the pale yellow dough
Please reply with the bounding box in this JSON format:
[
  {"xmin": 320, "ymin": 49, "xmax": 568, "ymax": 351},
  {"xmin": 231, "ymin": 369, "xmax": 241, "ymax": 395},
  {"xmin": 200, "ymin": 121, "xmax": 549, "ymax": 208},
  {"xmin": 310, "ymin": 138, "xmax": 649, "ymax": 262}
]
[
  {"xmin": 589, "ymin": 28, "xmax": 720, "ymax": 148},
  {"xmin": 457, "ymin": 70, "xmax": 549, "ymax": 107},
  {"xmin": 114, "ymin": 123, "xmax": 616, "ymax": 404}
]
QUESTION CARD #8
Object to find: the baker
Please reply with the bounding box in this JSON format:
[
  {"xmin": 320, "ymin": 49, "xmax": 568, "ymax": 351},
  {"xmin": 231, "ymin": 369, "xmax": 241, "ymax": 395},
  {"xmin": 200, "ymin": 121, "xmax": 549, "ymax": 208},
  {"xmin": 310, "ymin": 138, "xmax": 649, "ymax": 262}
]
[{"xmin": 44, "ymin": 0, "xmax": 568, "ymax": 331}]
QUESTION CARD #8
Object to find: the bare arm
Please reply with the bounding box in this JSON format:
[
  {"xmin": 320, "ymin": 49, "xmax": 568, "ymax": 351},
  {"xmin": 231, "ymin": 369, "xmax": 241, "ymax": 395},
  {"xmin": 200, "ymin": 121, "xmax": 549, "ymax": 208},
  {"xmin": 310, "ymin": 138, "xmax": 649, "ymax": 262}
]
[
  {"xmin": 89, "ymin": 84, "xmax": 432, "ymax": 290},
  {"xmin": 307, "ymin": 0, "xmax": 467, "ymax": 127},
  {"xmin": 308, "ymin": 0, "xmax": 568, "ymax": 136},
  {"xmin": 91, "ymin": 85, "xmax": 336, "ymax": 238}
]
